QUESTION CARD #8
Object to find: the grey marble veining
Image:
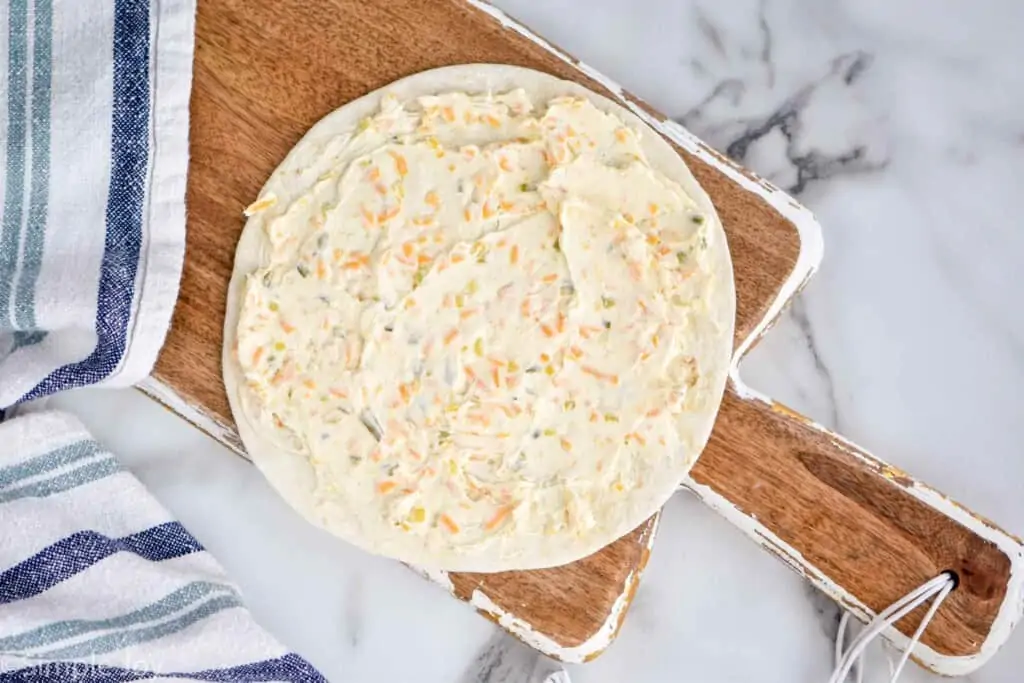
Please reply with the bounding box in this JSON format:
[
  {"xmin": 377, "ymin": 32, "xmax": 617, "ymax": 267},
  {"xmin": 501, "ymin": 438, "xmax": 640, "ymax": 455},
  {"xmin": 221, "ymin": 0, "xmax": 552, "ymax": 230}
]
[
  {"xmin": 458, "ymin": 632, "xmax": 566, "ymax": 683},
  {"xmin": 53, "ymin": 1, "xmax": 1024, "ymax": 681}
]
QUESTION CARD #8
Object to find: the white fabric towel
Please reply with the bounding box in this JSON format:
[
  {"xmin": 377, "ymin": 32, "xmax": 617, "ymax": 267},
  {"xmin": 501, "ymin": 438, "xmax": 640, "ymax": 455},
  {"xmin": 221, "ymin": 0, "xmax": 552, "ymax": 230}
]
[
  {"xmin": 0, "ymin": 410, "xmax": 325, "ymax": 681},
  {"xmin": 0, "ymin": 0, "xmax": 193, "ymax": 407},
  {"xmin": 0, "ymin": 2, "xmax": 332, "ymax": 680}
]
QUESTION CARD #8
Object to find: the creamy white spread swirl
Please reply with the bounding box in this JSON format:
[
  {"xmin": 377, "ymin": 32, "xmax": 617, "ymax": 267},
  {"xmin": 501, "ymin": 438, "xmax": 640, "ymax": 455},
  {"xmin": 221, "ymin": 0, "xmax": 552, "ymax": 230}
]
[{"xmin": 235, "ymin": 89, "xmax": 723, "ymax": 565}]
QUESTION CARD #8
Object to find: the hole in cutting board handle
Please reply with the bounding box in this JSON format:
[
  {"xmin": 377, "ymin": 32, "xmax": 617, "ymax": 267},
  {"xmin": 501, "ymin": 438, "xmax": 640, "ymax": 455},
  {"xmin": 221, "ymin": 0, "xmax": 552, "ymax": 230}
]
[{"xmin": 943, "ymin": 569, "xmax": 961, "ymax": 591}]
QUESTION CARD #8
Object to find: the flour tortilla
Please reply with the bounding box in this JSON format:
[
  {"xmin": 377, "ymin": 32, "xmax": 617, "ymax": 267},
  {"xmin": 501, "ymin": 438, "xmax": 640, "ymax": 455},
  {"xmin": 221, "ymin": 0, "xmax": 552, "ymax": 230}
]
[{"xmin": 223, "ymin": 64, "xmax": 735, "ymax": 571}]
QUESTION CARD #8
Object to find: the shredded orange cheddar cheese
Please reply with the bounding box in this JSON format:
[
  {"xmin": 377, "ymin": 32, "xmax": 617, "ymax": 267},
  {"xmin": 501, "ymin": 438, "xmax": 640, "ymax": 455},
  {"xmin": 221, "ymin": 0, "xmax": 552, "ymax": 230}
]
[
  {"xmin": 484, "ymin": 506, "xmax": 514, "ymax": 531},
  {"xmin": 439, "ymin": 514, "xmax": 460, "ymax": 533},
  {"xmin": 388, "ymin": 151, "xmax": 408, "ymax": 177}
]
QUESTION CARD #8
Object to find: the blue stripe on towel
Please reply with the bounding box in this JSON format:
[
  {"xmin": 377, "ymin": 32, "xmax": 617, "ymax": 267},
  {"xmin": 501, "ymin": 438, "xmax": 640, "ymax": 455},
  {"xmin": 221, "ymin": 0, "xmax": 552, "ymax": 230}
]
[
  {"xmin": 0, "ymin": 0, "xmax": 28, "ymax": 329},
  {"xmin": 0, "ymin": 653, "xmax": 328, "ymax": 683},
  {"xmin": 19, "ymin": 0, "xmax": 150, "ymax": 401},
  {"xmin": 0, "ymin": 523, "xmax": 203, "ymax": 605}
]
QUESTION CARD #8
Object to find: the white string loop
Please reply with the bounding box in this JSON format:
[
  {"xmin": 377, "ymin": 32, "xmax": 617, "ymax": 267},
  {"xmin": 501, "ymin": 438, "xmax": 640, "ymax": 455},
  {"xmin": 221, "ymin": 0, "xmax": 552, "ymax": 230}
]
[{"xmin": 829, "ymin": 572, "xmax": 956, "ymax": 683}]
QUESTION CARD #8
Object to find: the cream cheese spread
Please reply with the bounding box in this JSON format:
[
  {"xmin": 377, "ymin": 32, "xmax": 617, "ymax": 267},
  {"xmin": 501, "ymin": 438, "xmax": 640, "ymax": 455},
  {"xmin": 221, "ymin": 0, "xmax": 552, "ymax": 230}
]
[{"xmin": 230, "ymin": 82, "xmax": 730, "ymax": 569}]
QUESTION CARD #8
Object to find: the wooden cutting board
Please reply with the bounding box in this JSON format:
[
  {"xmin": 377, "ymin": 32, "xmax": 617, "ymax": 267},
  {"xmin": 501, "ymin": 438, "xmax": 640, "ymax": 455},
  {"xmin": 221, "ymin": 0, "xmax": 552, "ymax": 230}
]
[{"xmin": 144, "ymin": 0, "xmax": 1024, "ymax": 675}]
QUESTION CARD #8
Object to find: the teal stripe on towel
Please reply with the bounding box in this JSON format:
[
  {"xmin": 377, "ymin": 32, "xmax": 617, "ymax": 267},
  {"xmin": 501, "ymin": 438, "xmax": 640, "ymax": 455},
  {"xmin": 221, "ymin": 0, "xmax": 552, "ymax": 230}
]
[
  {"xmin": 0, "ymin": 0, "xmax": 29, "ymax": 329},
  {"xmin": 0, "ymin": 581, "xmax": 238, "ymax": 653},
  {"xmin": 28, "ymin": 594, "xmax": 244, "ymax": 660},
  {"xmin": 0, "ymin": 456, "xmax": 120, "ymax": 503},
  {"xmin": 11, "ymin": 329, "xmax": 46, "ymax": 349},
  {"xmin": 0, "ymin": 439, "xmax": 102, "ymax": 491},
  {"xmin": 13, "ymin": 0, "xmax": 53, "ymax": 332}
]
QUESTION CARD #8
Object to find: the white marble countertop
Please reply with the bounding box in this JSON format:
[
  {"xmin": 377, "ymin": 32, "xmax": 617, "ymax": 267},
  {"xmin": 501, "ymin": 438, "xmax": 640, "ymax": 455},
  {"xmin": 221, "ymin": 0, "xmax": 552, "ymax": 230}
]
[{"xmin": 53, "ymin": 0, "xmax": 1024, "ymax": 680}]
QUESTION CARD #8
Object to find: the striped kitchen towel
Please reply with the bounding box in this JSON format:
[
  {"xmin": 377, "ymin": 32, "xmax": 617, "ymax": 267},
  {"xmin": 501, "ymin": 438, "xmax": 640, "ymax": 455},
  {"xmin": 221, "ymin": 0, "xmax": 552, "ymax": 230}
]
[
  {"xmin": 0, "ymin": 410, "xmax": 326, "ymax": 682},
  {"xmin": 0, "ymin": 0, "xmax": 193, "ymax": 407}
]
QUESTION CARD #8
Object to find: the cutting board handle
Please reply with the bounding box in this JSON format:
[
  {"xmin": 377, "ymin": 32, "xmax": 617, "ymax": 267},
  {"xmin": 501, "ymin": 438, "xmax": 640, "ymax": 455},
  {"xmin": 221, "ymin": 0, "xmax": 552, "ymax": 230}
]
[{"xmin": 685, "ymin": 385, "xmax": 1024, "ymax": 673}]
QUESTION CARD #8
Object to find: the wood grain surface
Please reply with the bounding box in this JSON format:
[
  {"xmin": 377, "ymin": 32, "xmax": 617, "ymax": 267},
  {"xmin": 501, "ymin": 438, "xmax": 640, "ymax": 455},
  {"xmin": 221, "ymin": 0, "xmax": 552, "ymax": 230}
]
[
  {"xmin": 152, "ymin": 0, "xmax": 1019, "ymax": 661},
  {"xmin": 693, "ymin": 389, "xmax": 1011, "ymax": 657},
  {"xmin": 449, "ymin": 516, "xmax": 658, "ymax": 651}
]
